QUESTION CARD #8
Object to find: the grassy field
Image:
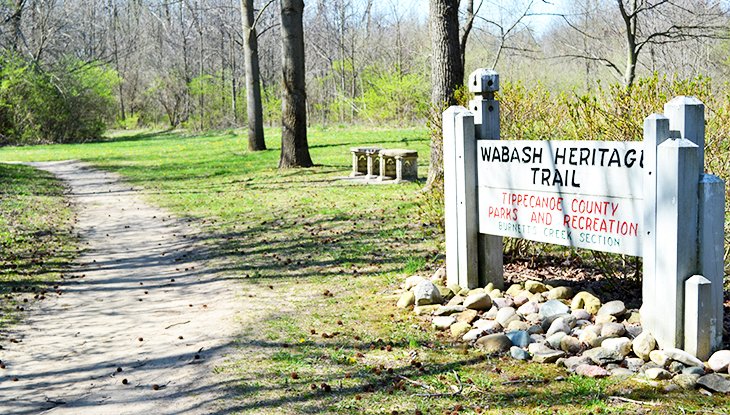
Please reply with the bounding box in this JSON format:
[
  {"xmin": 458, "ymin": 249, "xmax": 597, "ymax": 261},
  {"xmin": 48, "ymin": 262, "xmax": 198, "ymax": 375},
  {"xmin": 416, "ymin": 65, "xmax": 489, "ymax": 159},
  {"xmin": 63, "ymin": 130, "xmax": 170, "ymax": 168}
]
[
  {"xmin": 0, "ymin": 163, "xmax": 76, "ymax": 330},
  {"xmin": 0, "ymin": 127, "xmax": 728, "ymax": 414}
]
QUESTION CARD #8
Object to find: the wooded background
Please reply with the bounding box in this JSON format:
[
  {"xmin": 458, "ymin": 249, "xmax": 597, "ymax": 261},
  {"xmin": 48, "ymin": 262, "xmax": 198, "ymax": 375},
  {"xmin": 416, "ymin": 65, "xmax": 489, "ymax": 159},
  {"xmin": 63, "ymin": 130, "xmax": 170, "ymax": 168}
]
[{"xmin": 1, "ymin": 0, "xmax": 729, "ymax": 144}]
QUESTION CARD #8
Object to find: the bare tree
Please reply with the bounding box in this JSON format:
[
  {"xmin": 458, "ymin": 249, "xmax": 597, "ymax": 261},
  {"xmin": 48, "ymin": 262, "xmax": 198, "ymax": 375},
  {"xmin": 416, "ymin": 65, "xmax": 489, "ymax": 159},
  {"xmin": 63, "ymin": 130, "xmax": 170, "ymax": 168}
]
[
  {"xmin": 240, "ymin": 0, "xmax": 268, "ymax": 151},
  {"xmin": 279, "ymin": 0, "xmax": 313, "ymax": 168},
  {"xmin": 554, "ymin": 0, "xmax": 729, "ymax": 87},
  {"xmin": 427, "ymin": 0, "xmax": 463, "ymax": 189},
  {"xmin": 459, "ymin": 0, "xmax": 481, "ymax": 71}
]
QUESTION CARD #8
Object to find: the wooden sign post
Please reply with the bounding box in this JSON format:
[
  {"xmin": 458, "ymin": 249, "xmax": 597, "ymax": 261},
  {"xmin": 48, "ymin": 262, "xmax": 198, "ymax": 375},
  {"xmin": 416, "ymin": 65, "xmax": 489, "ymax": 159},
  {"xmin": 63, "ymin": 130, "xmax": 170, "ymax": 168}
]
[{"xmin": 443, "ymin": 69, "xmax": 726, "ymax": 359}]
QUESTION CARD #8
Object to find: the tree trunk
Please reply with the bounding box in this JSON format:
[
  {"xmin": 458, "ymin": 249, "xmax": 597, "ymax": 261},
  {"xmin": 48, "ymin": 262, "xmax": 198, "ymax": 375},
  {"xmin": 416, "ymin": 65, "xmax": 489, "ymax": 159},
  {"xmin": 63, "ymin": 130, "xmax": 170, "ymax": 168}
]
[
  {"xmin": 10, "ymin": 0, "xmax": 25, "ymax": 52},
  {"xmin": 617, "ymin": 0, "xmax": 637, "ymax": 88},
  {"xmin": 426, "ymin": 0, "xmax": 463, "ymax": 189},
  {"xmin": 459, "ymin": 0, "xmax": 475, "ymax": 72},
  {"xmin": 240, "ymin": 0, "xmax": 266, "ymax": 151},
  {"xmin": 279, "ymin": 0, "xmax": 313, "ymax": 168}
]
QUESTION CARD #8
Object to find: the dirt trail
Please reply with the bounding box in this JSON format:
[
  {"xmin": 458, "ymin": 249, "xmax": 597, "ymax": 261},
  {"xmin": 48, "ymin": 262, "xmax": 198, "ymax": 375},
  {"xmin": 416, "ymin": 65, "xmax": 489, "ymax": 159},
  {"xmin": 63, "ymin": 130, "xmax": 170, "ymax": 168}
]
[{"xmin": 0, "ymin": 161, "xmax": 243, "ymax": 415}]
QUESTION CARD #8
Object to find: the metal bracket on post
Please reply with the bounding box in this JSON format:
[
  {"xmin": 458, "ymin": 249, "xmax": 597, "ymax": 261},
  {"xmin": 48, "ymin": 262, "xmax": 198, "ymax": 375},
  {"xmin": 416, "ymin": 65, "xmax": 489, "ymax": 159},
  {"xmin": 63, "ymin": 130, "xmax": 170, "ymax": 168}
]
[{"xmin": 468, "ymin": 69, "xmax": 504, "ymax": 289}]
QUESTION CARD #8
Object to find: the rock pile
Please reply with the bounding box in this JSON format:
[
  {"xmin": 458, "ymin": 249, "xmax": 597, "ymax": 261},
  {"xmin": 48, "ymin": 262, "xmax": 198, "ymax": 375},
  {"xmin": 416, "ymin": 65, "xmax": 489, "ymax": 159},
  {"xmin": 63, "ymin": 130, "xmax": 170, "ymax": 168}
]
[{"xmin": 396, "ymin": 269, "xmax": 730, "ymax": 393}]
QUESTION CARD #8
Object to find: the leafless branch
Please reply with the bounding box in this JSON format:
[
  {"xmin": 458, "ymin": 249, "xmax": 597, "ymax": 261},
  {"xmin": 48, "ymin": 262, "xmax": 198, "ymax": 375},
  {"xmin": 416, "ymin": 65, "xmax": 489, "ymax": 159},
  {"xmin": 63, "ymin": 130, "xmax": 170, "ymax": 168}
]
[{"xmin": 251, "ymin": 0, "xmax": 275, "ymax": 31}]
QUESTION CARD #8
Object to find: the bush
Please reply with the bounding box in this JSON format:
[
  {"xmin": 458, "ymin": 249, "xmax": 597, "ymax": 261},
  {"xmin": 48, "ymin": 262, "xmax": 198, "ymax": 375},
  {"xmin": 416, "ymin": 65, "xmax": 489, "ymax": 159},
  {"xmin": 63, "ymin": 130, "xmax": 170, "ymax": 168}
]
[
  {"xmin": 356, "ymin": 67, "xmax": 430, "ymax": 124},
  {"xmin": 0, "ymin": 54, "xmax": 118, "ymax": 145},
  {"xmin": 184, "ymin": 71, "xmax": 243, "ymax": 131}
]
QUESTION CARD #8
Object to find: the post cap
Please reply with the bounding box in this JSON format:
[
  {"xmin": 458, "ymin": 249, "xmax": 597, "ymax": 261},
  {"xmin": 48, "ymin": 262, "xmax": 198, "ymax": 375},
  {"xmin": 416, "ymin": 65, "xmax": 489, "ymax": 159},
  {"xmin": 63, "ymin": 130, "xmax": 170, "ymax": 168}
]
[
  {"xmin": 665, "ymin": 96, "xmax": 704, "ymax": 108},
  {"xmin": 468, "ymin": 69, "xmax": 499, "ymax": 93}
]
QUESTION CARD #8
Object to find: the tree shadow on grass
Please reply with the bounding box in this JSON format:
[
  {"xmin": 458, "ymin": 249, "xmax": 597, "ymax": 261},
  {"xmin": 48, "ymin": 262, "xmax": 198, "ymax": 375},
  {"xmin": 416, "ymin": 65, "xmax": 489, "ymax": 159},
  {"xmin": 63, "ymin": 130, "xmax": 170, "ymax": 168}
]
[{"xmin": 212, "ymin": 335, "xmax": 709, "ymax": 415}]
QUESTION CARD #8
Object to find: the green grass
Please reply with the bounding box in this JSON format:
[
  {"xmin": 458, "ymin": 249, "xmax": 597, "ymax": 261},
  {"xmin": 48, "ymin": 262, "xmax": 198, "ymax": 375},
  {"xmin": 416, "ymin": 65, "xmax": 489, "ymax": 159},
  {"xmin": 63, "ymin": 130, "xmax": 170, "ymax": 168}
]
[
  {"xmin": 0, "ymin": 163, "xmax": 76, "ymax": 330},
  {"xmin": 0, "ymin": 126, "xmax": 728, "ymax": 414}
]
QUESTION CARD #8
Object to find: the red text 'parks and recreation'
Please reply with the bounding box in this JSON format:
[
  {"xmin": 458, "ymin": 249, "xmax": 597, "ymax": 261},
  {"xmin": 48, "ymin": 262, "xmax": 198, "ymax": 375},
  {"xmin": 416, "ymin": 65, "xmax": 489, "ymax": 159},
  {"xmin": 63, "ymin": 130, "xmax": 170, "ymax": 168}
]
[{"xmin": 487, "ymin": 192, "xmax": 639, "ymax": 237}]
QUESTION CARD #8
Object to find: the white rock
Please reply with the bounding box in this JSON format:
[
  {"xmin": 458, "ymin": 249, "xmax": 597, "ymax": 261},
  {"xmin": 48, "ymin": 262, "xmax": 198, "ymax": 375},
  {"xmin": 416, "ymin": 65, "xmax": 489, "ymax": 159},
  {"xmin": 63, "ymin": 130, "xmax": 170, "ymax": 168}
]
[
  {"xmin": 405, "ymin": 275, "xmax": 428, "ymax": 291},
  {"xmin": 463, "ymin": 328, "xmax": 485, "ymax": 342},
  {"xmin": 631, "ymin": 331, "xmax": 656, "ymax": 361},
  {"xmin": 447, "ymin": 295, "xmax": 465, "ymax": 306},
  {"xmin": 650, "ymin": 350, "xmax": 670, "ymax": 367},
  {"xmin": 560, "ymin": 335, "xmax": 582, "ymax": 354},
  {"xmin": 432, "ymin": 316, "xmax": 456, "ymax": 330},
  {"xmin": 495, "ymin": 307, "xmax": 517, "ymax": 327},
  {"xmin": 597, "ymin": 300, "xmax": 626, "ymax": 317},
  {"xmin": 571, "ymin": 309, "xmax": 592, "ymax": 321},
  {"xmin": 463, "ymin": 292, "xmax": 492, "ymax": 310},
  {"xmin": 473, "ymin": 319, "xmax": 502, "ymax": 333},
  {"xmin": 547, "ymin": 332, "xmax": 567, "ymax": 349},
  {"xmin": 493, "ymin": 297, "xmax": 514, "ymax": 309},
  {"xmin": 528, "ymin": 342, "xmax": 553, "ymax": 355},
  {"xmin": 414, "ymin": 280, "xmax": 442, "ymax": 306},
  {"xmin": 579, "ymin": 330, "xmax": 603, "ymax": 348},
  {"xmin": 601, "ymin": 337, "xmax": 632, "ymax": 359},
  {"xmin": 546, "ymin": 317, "xmax": 571, "ymax": 337},
  {"xmin": 663, "ymin": 348, "xmax": 704, "ymax": 368},
  {"xmin": 595, "ymin": 314, "xmax": 617, "ymax": 324},
  {"xmin": 645, "ymin": 367, "xmax": 672, "ymax": 380},
  {"xmin": 513, "ymin": 293, "xmax": 530, "ymax": 307},
  {"xmin": 524, "ymin": 313, "xmax": 542, "ymax": 324},
  {"xmin": 507, "ymin": 320, "xmax": 530, "ymax": 332},
  {"xmin": 517, "ymin": 301, "xmax": 539, "ymax": 316},
  {"xmin": 708, "ymin": 350, "xmax": 730, "ymax": 373},
  {"xmin": 600, "ymin": 322, "xmax": 625, "ymax": 338},
  {"xmin": 540, "ymin": 299, "xmax": 570, "ymax": 318}
]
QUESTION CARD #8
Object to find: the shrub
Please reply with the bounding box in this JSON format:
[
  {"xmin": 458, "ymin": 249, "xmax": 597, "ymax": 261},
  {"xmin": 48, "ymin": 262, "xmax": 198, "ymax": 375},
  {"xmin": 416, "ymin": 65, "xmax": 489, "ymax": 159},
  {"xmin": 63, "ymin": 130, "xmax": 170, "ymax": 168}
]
[
  {"xmin": 357, "ymin": 67, "xmax": 430, "ymax": 124},
  {"xmin": 0, "ymin": 54, "xmax": 118, "ymax": 145}
]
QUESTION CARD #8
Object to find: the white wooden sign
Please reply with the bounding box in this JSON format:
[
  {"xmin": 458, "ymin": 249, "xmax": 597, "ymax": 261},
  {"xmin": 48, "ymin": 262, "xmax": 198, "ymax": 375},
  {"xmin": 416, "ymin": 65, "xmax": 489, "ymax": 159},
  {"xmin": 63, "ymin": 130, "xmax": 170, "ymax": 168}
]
[
  {"xmin": 445, "ymin": 68, "xmax": 726, "ymax": 357},
  {"xmin": 477, "ymin": 140, "xmax": 644, "ymax": 256}
]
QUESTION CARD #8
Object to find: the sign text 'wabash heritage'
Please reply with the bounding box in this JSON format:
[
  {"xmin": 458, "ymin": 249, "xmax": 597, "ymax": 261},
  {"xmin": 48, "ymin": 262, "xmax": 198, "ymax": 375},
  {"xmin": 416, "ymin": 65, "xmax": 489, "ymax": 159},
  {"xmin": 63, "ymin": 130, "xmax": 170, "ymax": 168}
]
[{"xmin": 477, "ymin": 140, "xmax": 644, "ymax": 256}]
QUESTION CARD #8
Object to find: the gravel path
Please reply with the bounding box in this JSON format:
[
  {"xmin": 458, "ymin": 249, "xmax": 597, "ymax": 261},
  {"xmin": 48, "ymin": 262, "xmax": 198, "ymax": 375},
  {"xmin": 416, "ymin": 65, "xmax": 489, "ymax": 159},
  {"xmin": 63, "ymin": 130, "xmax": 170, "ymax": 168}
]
[{"xmin": 0, "ymin": 161, "xmax": 241, "ymax": 415}]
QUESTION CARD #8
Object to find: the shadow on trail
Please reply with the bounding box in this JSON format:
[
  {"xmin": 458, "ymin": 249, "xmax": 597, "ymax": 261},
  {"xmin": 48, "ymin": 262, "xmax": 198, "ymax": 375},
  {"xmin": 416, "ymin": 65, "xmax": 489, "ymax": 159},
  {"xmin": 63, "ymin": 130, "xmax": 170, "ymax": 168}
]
[{"xmin": 0, "ymin": 343, "xmax": 241, "ymax": 415}]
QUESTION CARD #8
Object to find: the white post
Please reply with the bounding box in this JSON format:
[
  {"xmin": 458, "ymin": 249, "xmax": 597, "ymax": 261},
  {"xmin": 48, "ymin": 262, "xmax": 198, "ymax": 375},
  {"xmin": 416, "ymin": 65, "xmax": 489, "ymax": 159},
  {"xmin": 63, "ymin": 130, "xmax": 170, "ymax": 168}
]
[
  {"xmin": 664, "ymin": 96, "xmax": 705, "ymax": 169},
  {"xmin": 662, "ymin": 96, "xmax": 725, "ymax": 356},
  {"xmin": 641, "ymin": 114, "xmax": 671, "ymax": 333},
  {"xmin": 468, "ymin": 69, "xmax": 504, "ymax": 289},
  {"xmin": 698, "ymin": 174, "xmax": 726, "ymax": 351},
  {"xmin": 652, "ymin": 137, "xmax": 700, "ymax": 349},
  {"xmin": 443, "ymin": 106, "xmax": 479, "ymax": 288},
  {"xmin": 685, "ymin": 275, "xmax": 713, "ymax": 360},
  {"xmin": 444, "ymin": 107, "xmax": 463, "ymax": 287}
]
